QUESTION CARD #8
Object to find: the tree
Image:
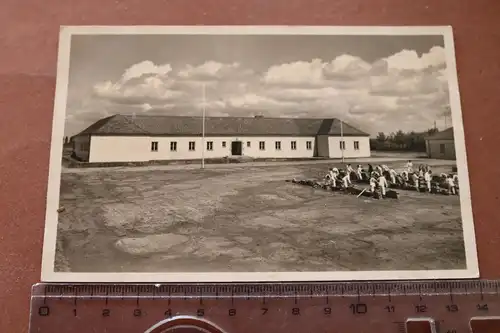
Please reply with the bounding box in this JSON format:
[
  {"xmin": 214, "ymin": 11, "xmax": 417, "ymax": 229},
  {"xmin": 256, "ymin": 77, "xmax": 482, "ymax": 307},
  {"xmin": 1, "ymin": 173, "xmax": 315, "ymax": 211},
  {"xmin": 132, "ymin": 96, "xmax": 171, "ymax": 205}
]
[
  {"xmin": 427, "ymin": 128, "xmax": 439, "ymax": 136},
  {"xmin": 371, "ymin": 127, "xmax": 439, "ymax": 152},
  {"xmin": 376, "ymin": 132, "xmax": 386, "ymax": 142},
  {"xmin": 394, "ymin": 130, "xmax": 405, "ymax": 146}
]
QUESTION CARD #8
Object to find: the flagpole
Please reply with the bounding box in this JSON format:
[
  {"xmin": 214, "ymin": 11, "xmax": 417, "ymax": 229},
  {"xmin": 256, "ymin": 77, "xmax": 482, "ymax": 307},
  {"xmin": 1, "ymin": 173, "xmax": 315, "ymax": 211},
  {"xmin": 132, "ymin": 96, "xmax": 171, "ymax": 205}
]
[
  {"xmin": 201, "ymin": 84, "xmax": 206, "ymax": 169},
  {"xmin": 340, "ymin": 118, "xmax": 344, "ymax": 163},
  {"xmin": 341, "ymin": 105, "xmax": 348, "ymax": 163}
]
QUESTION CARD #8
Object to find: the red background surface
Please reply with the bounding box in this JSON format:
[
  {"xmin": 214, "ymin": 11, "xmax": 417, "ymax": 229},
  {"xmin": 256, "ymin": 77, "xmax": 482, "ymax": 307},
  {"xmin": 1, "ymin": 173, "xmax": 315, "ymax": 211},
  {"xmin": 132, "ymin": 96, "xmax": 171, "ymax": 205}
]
[{"xmin": 1, "ymin": 0, "xmax": 500, "ymax": 331}]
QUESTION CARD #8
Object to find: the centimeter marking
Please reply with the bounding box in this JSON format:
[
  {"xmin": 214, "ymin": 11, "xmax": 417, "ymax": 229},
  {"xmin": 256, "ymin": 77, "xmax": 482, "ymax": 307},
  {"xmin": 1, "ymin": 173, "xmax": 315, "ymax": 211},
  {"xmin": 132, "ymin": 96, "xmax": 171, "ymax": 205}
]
[
  {"xmin": 32, "ymin": 280, "xmax": 500, "ymax": 333},
  {"xmin": 34, "ymin": 280, "xmax": 500, "ymax": 299}
]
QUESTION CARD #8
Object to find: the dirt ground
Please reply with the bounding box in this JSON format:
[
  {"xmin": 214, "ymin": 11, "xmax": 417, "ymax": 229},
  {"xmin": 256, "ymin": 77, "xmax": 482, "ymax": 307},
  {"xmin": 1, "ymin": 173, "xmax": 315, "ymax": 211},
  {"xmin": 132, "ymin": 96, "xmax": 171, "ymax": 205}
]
[{"xmin": 54, "ymin": 158, "xmax": 466, "ymax": 273}]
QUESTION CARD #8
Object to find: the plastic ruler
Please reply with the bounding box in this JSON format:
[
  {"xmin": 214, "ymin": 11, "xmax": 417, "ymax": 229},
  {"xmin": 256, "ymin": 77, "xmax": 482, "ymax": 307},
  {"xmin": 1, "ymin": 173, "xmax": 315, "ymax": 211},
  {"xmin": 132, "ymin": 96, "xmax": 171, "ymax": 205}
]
[{"xmin": 29, "ymin": 280, "xmax": 500, "ymax": 333}]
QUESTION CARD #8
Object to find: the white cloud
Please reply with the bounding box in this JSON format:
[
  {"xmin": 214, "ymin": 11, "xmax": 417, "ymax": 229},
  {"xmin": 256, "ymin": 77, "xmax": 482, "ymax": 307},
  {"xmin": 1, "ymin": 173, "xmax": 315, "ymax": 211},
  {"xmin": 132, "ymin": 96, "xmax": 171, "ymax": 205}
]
[
  {"xmin": 384, "ymin": 46, "xmax": 446, "ymax": 71},
  {"xmin": 93, "ymin": 80, "xmax": 118, "ymax": 96},
  {"xmin": 122, "ymin": 76, "xmax": 183, "ymax": 100},
  {"xmin": 67, "ymin": 46, "xmax": 452, "ymax": 136},
  {"xmin": 324, "ymin": 54, "xmax": 372, "ymax": 78},
  {"xmin": 263, "ymin": 59, "xmax": 326, "ymax": 86},
  {"xmin": 204, "ymin": 100, "xmax": 228, "ymax": 109},
  {"xmin": 121, "ymin": 61, "xmax": 172, "ymax": 82},
  {"xmin": 178, "ymin": 61, "xmax": 254, "ymax": 81},
  {"xmin": 354, "ymin": 95, "xmax": 400, "ymax": 114},
  {"xmin": 140, "ymin": 103, "xmax": 153, "ymax": 111},
  {"xmin": 93, "ymin": 78, "xmax": 184, "ymax": 104},
  {"xmin": 370, "ymin": 68, "xmax": 447, "ymax": 99},
  {"xmin": 64, "ymin": 97, "xmax": 116, "ymax": 135},
  {"xmin": 265, "ymin": 87, "xmax": 339, "ymax": 101},
  {"xmin": 262, "ymin": 55, "xmax": 373, "ymax": 87},
  {"xmin": 93, "ymin": 62, "xmax": 184, "ymax": 104},
  {"xmin": 225, "ymin": 93, "xmax": 297, "ymax": 109}
]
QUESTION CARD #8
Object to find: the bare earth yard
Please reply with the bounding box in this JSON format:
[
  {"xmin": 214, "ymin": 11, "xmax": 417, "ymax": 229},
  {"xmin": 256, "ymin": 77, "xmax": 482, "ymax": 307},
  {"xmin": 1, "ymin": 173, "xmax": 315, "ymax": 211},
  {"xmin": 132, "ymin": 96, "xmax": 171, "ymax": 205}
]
[{"xmin": 55, "ymin": 159, "xmax": 466, "ymax": 273}]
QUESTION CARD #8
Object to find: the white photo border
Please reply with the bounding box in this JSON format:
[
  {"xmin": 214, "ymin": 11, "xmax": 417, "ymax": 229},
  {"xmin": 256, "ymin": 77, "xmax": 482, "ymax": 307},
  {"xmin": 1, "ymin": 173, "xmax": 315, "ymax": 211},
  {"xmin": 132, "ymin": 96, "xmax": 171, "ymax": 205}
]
[{"xmin": 41, "ymin": 25, "xmax": 479, "ymax": 282}]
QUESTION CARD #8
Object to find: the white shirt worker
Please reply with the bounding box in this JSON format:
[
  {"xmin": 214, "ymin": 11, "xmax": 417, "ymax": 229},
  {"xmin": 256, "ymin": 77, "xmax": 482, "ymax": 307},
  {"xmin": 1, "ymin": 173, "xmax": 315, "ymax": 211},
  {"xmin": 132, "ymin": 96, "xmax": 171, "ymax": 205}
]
[
  {"xmin": 378, "ymin": 176, "xmax": 388, "ymax": 196},
  {"xmin": 424, "ymin": 171, "xmax": 432, "ymax": 192}
]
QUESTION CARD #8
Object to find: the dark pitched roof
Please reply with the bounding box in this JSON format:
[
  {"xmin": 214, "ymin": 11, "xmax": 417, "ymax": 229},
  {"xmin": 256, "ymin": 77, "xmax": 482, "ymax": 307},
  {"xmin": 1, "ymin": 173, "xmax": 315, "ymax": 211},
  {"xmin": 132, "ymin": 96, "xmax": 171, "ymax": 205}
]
[
  {"xmin": 425, "ymin": 127, "xmax": 454, "ymax": 140},
  {"xmin": 75, "ymin": 114, "xmax": 370, "ymax": 137}
]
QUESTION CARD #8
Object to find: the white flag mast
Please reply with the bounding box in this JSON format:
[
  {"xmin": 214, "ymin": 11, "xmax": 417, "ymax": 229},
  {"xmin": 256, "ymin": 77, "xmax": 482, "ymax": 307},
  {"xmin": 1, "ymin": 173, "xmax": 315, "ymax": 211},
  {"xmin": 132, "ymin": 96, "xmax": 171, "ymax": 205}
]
[
  {"xmin": 201, "ymin": 83, "xmax": 206, "ymax": 169},
  {"xmin": 340, "ymin": 104, "xmax": 350, "ymax": 163},
  {"xmin": 340, "ymin": 117, "xmax": 344, "ymax": 163},
  {"xmin": 444, "ymin": 105, "xmax": 451, "ymax": 129}
]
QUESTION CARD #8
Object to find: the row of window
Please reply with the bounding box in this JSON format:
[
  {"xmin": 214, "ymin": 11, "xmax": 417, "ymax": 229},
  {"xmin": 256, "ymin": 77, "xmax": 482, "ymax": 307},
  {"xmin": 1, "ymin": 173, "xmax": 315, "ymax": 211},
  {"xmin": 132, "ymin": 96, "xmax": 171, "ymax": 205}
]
[
  {"xmin": 339, "ymin": 140, "xmax": 360, "ymax": 150},
  {"xmin": 150, "ymin": 140, "xmax": 316, "ymax": 152},
  {"xmin": 79, "ymin": 140, "xmax": 360, "ymax": 152}
]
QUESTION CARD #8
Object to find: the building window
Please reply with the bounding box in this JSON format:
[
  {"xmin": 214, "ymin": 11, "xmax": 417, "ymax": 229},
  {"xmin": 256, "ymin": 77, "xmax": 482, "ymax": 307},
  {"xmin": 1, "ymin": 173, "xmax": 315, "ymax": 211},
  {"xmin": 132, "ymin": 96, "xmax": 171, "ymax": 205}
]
[
  {"xmin": 151, "ymin": 141, "xmax": 158, "ymax": 152},
  {"xmin": 170, "ymin": 141, "xmax": 177, "ymax": 152},
  {"xmin": 259, "ymin": 141, "xmax": 265, "ymax": 150},
  {"xmin": 339, "ymin": 140, "xmax": 346, "ymax": 150},
  {"xmin": 291, "ymin": 141, "xmax": 297, "ymax": 150},
  {"xmin": 354, "ymin": 141, "xmax": 360, "ymax": 150},
  {"xmin": 247, "ymin": 141, "xmax": 251, "ymax": 148},
  {"xmin": 207, "ymin": 141, "xmax": 213, "ymax": 151},
  {"xmin": 306, "ymin": 141, "xmax": 312, "ymax": 150},
  {"xmin": 275, "ymin": 141, "xmax": 281, "ymax": 150},
  {"xmin": 222, "ymin": 141, "xmax": 226, "ymax": 148},
  {"xmin": 189, "ymin": 141, "xmax": 196, "ymax": 151},
  {"xmin": 440, "ymin": 143, "xmax": 446, "ymax": 154}
]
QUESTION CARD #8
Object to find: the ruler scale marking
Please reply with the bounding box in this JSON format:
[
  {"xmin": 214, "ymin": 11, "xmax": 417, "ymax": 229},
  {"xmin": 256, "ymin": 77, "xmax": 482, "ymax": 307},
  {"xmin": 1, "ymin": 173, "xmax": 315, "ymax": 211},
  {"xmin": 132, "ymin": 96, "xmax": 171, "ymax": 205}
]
[{"xmin": 30, "ymin": 280, "xmax": 500, "ymax": 332}]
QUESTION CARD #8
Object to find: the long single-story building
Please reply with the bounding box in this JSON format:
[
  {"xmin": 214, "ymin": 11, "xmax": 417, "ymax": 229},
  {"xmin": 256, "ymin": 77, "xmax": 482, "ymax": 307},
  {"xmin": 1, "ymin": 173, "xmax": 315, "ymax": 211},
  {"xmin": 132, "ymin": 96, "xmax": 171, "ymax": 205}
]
[
  {"xmin": 71, "ymin": 114, "xmax": 371, "ymax": 163},
  {"xmin": 425, "ymin": 127, "xmax": 456, "ymax": 160}
]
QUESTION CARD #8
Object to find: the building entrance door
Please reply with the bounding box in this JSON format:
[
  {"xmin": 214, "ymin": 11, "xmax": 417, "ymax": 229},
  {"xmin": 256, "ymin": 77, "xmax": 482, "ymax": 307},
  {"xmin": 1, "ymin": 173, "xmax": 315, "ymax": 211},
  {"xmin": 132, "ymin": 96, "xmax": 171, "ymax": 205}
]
[{"xmin": 231, "ymin": 141, "xmax": 242, "ymax": 156}]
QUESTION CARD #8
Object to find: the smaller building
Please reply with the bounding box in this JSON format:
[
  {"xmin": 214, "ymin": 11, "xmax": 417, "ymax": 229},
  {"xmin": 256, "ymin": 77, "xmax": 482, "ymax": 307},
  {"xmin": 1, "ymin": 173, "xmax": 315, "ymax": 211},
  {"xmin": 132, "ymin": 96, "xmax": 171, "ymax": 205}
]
[{"xmin": 425, "ymin": 127, "xmax": 455, "ymax": 160}]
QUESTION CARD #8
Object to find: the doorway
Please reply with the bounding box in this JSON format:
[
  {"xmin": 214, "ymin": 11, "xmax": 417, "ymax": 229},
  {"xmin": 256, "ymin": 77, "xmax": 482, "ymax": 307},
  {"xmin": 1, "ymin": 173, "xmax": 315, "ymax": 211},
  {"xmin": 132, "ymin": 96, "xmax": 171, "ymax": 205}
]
[{"xmin": 231, "ymin": 141, "xmax": 242, "ymax": 156}]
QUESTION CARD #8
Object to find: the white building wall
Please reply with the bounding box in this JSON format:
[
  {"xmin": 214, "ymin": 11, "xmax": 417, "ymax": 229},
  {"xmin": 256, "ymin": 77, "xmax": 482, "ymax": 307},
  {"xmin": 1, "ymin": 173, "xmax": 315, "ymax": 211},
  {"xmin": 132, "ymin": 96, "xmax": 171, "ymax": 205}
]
[
  {"xmin": 229, "ymin": 136, "xmax": 316, "ymax": 159},
  {"xmin": 89, "ymin": 136, "xmax": 152, "ymax": 163},
  {"xmin": 426, "ymin": 139, "xmax": 456, "ymax": 160},
  {"xmin": 88, "ymin": 135, "xmax": 317, "ymax": 163},
  {"xmin": 327, "ymin": 136, "xmax": 371, "ymax": 158}
]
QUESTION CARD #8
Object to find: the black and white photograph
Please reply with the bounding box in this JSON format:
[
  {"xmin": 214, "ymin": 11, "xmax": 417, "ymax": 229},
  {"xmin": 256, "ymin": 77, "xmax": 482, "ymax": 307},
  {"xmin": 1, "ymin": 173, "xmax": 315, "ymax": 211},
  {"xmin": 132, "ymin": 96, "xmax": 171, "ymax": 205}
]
[{"xmin": 42, "ymin": 26, "xmax": 478, "ymax": 282}]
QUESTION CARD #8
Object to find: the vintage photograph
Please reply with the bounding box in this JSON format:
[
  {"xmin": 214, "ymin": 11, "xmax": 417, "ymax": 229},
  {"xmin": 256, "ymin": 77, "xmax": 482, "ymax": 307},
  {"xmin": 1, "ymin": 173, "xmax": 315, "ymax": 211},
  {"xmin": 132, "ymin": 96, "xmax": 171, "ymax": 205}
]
[{"xmin": 42, "ymin": 26, "xmax": 478, "ymax": 282}]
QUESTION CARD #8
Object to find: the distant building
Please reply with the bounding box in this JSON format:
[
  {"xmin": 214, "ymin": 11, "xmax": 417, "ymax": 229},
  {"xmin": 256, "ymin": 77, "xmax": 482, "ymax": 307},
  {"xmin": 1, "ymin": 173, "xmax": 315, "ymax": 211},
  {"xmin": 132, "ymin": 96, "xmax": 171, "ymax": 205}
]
[
  {"xmin": 425, "ymin": 127, "xmax": 455, "ymax": 160},
  {"xmin": 71, "ymin": 114, "xmax": 371, "ymax": 163}
]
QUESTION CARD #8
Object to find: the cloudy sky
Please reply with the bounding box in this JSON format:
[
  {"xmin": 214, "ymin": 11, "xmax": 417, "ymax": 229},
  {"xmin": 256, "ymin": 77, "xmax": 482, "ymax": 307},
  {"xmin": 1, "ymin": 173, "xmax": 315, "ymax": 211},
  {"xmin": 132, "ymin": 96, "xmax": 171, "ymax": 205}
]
[{"xmin": 63, "ymin": 33, "xmax": 453, "ymax": 137}]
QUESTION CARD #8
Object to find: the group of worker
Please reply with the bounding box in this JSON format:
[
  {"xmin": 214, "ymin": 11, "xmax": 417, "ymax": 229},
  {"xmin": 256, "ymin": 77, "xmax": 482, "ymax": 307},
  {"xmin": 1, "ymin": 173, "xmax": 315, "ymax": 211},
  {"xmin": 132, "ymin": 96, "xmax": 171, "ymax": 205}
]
[{"xmin": 324, "ymin": 160, "xmax": 459, "ymax": 196}]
